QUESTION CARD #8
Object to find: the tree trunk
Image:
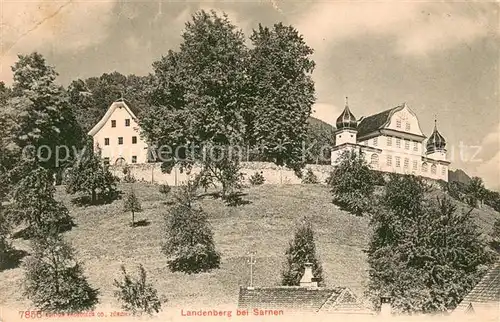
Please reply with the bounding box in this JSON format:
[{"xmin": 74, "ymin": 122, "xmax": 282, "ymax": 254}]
[{"xmin": 91, "ymin": 189, "xmax": 96, "ymax": 204}]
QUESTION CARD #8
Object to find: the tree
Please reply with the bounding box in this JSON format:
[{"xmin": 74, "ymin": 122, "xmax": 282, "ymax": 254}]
[
  {"xmin": 113, "ymin": 264, "xmax": 162, "ymax": 316},
  {"xmin": 11, "ymin": 167, "xmax": 73, "ymax": 238},
  {"xmin": 161, "ymin": 179, "xmax": 220, "ymax": 273},
  {"xmin": 124, "ymin": 189, "xmax": 142, "ymax": 227},
  {"xmin": 464, "ymin": 177, "xmax": 487, "ymax": 208},
  {"xmin": 0, "ymin": 205, "xmax": 15, "ymax": 270},
  {"xmin": 65, "ymin": 144, "xmax": 119, "ymax": 204},
  {"xmin": 6, "ymin": 53, "xmax": 83, "ymax": 171},
  {"xmin": 142, "ymin": 11, "xmax": 248, "ymax": 202},
  {"xmin": 367, "ymin": 175, "xmax": 495, "ymax": 314},
  {"xmin": 281, "ymin": 218, "xmax": 324, "ymax": 286},
  {"xmin": 68, "ymin": 72, "xmax": 152, "ymax": 133},
  {"xmin": 327, "ymin": 150, "xmax": 376, "ymax": 216},
  {"xmin": 23, "ymin": 234, "xmax": 99, "ymax": 313},
  {"xmin": 247, "ymin": 23, "xmax": 316, "ymax": 173}
]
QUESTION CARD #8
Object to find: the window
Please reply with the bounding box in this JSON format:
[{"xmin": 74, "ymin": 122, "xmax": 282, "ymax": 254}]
[
  {"xmin": 405, "ymin": 140, "xmax": 410, "ymax": 150},
  {"xmin": 404, "ymin": 158, "xmax": 409, "ymax": 169},
  {"xmin": 131, "ymin": 156, "xmax": 137, "ymax": 164},
  {"xmin": 395, "ymin": 156, "xmax": 401, "ymax": 168},
  {"xmin": 373, "ymin": 137, "xmax": 378, "ymax": 147},
  {"xmin": 387, "ymin": 137, "xmax": 392, "ymax": 146},
  {"xmin": 413, "ymin": 160, "xmax": 418, "ymax": 170},
  {"xmin": 386, "ymin": 155, "xmax": 392, "ymax": 166},
  {"xmin": 370, "ymin": 154, "xmax": 379, "ymax": 168},
  {"xmin": 441, "ymin": 166, "xmax": 446, "ymax": 175},
  {"xmin": 396, "ymin": 138, "xmax": 401, "ymax": 148},
  {"xmin": 104, "ymin": 138, "xmax": 110, "ymax": 146},
  {"xmin": 103, "ymin": 157, "xmax": 110, "ymax": 165},
  {"xmin": 132, "ymin": 136, "xmax": 137, "ymax": 144},
  {"xmin": 405, "ymin": 122, "xmax": 411, "ymax": 131},
  {"xmin": 431, "ymin": 164, "xmax": 437, "ymax": 174},
  {"xmin": 396, "ymin": 119, "xmax": 402, "ymax": 128},
  {"xmin": 125, "ymin": 119, "xmax": 130, "ymax": 127},
  {"xmin": 422, "ymin": 162, "xmax": 428, "ymax": 172},
  {"xmin": 118, "ymin": 137, "xmax": 123, "ymax": 145},
  {"xmin": 413, "ymin": 141, "xmax": 418, "ymax": 151},
  {"xmin": 111, "ymin": 120, "xmax": 116, "ymax": 128}
]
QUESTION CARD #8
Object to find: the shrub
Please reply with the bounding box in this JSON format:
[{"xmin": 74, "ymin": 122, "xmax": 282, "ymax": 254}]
[
  {"xmin": 301, "ymin": 169, "xmax": 319, "ymax": 184},
  {"xmin": 23, "ymin": 235, "xmax": 99, "ymax": 313},
  {"xmin": 249, "ymin": 171, "xmax": 265, "ymax": 185},
  {"xmin": 122, "ymin": 166, "xmax": 136, "ymax": 183},
  {"xmin": 159, "ymin": 184, "xmax": 171, "ymax": 195},
  {"xmin": 282, "ymin": 217, "xmax": 324, "ymax": 286},
  {"xmin": 162, "ymin": 203, "xmax": 220, "ymax": 274},
  {"xmin": 328, "ymin": 150, "xmax": 376, "ymax": 216},
  {"xmin": 113, "ymin": 264, "xmax": 161, "ymax": 316}
]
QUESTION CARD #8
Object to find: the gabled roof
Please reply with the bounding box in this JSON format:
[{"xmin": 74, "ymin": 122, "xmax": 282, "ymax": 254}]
[
  {"xmin": 356, "ymin": 105, "xmax": 403, "ymax": 138},
  {"xmin": 238, "ymin": 286, "xmax": 370, "ymax": 314},
  {"xmin": 88, "ymin": 100, "xmax": 139, "ymax": 136},
  {"xmin": 453, "ymin": 262, "xmax": 500, "ymax": 314}
]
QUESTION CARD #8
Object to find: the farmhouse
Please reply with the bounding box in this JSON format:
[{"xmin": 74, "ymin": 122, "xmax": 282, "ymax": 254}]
[
  {"xmin": 88, "ymin": 99, "xmax": 150, "ymax": 165},
  {"xmin": 332, "ymin": 98, "xmax": 450, "ymax": 181}
]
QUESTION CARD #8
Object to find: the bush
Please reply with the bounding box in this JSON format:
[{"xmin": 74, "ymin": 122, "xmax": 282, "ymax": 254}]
[
  {"xmin": 249, "ymin": 171, "xmax": 265, "ymax": 185},
  {"xmin": 122, "ymin": 166, "xmax": 136, "ymax": 183},
  {"xmin": 113, "ymin": 264, "xmax": 162, "ymax": 316},
  {"xmin": 282, "ymin": 217, "xmax": 324, "ymax": 286},
  {"xmin": 328, "ymin": 150, "xmax": 376, "ymax": 216},
  {"xmin": 301, "ymin": 169, "xmax": 319, "ymax": 184},
  {"xmin": 23, "ymin": 235, "xmax": 99, "ymax": 313},
  {"xmin": 159, "ymin": 184, "xmax": 171, "ymax": 195},
  {"xmin": 162, "ymin": 203, "xmax": 220, "ymax": 274}
]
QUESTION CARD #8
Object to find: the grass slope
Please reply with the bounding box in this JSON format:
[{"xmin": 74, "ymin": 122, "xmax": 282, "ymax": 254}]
[{"xmin": 0, "ymin": 183, "xmax": 498, "ymax": 313}]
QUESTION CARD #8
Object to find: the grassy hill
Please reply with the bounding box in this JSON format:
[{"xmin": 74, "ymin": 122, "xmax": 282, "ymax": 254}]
[{"xmin": 1, "ymin": 183, "xmax": 498, "ymax": 314}]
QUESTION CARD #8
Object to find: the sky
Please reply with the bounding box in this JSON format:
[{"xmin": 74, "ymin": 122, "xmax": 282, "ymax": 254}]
[{"xmin": 1, "ymin": 0, "xmax": 499, "ymax": 189}]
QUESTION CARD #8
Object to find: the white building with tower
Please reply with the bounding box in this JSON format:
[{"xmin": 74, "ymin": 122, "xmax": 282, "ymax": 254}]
[{"xmin": 331, "ymin": 98, "xmax": 450, "ymax": 182}]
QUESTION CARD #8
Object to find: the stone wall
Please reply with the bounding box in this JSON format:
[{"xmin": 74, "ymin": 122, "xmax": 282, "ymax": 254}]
[{"xmin": 111, "ymin": 162, "xmax": 334, "ymax": 186}]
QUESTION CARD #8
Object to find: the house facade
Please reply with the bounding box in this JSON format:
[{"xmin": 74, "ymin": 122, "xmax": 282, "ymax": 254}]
[
  {"xmin": 331, "ymin": 99, "xmax": 450, "ymax": 182},
  {"xmin": 87, "ymin": 99, "xmax": 149, "ymax": 165}
]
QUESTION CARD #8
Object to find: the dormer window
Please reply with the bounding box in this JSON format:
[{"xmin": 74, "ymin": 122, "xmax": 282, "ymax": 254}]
[
  {"xmin": 111, "ymin": 120, "xmax": 116, "ymax": 128},
  {"xmin": 396, "ymin": 120, "xmax": 402, "ymax": 128},
  {"xmin": 405, "ymin": 122, "xmax": 411, "ymax": 131},
  {"xmin": 125, "ymin": 119, "xmax": 130, "ymax": 127}
]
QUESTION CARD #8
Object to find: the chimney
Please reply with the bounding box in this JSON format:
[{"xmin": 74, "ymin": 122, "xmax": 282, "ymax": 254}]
[
  {"xmin": 380, "ymin": 296, "xmax": 392, "ymax": 316},
  {"xmin": 300, "ymin": 263, "xmax": 318, "ymax": 287}
]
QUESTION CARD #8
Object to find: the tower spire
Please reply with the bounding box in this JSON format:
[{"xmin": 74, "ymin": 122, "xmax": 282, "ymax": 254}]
[{"xmin": 345, "ymin": 96, "xmax": 349, "ymax": 107}]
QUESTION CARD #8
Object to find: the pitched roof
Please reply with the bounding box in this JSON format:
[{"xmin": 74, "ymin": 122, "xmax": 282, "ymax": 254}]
[
  {"xmin": 238, "ymin": 286, "xmax": 370, "ymax": 314},
  {"xmin": 356, "ymin": 105, "xmax": 403, "ymax": 138},
  {"xmin": 87, "ymin": 100, "xmax": 139, "ymax": 136},
  {"xmin": 454, "ymin": 262, "xmax": 500, "ymax": 314}
]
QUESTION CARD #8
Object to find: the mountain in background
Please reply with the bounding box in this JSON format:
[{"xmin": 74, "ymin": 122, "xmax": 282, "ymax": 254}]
[{"xmin": 449, "ymin": 169, "xmax": 472, "ymax": 185}]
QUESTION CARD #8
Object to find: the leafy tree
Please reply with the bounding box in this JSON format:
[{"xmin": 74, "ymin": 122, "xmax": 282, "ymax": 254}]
[
  {"xmin": 327, "ymin": 150, "xmax": 376, "ymax": 216},
  {"xmin": 464, "ymin": 177, "xmax": 487, "ymax": 208},
  {"xmin": 142, "ymin": 11, "xmax": 248, "ymax": 202},
  {"xmin": 23, "ymin": 234, "xmax": 99, "ymax": 313},
  {"xmin": 301, "ymin": 168, "xmax": 319, "ymax": 184},
  {"xmin": 6, "ymin": 53, "xmax": 83, "ymax": 171},
  {"xmin": 65, "ymin": 144, "xmax": 119, "ymax": 204},
  {"xmin": 367, "ymin": 175, "xmax": 495, "ymax": 314},
  {"xmin": 282, "ymin": 218, "xmax": 324, "ymax": 286},
  {"xmin": 247, "ymin": 23, "xmax": 316, "ymax": 173},
  {"xmin": 113, "ymin": 264, "xmax": 162, "ymax": 316},
  {"xmin": 124, "ymin": 189, "xmax": 142, "ymax": 227},
  {"xmin": 68, "ymin": 72, "xmax": 152, "ymax": 133},
  {"xmin": 11, "ymin": 167, "xmax": 73, "ymax": 238},
  {"xmin": 162, "ymin": 179, "xmax": 220, "ymax": 273},
  {"xmin": 303, "ymin": 117, "xmax": 335, "ymax": 165}
]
